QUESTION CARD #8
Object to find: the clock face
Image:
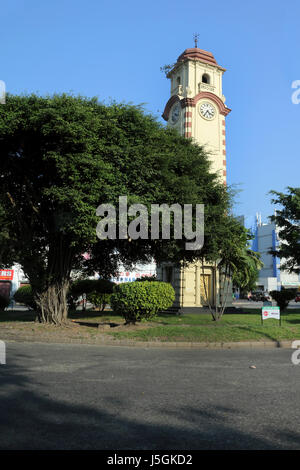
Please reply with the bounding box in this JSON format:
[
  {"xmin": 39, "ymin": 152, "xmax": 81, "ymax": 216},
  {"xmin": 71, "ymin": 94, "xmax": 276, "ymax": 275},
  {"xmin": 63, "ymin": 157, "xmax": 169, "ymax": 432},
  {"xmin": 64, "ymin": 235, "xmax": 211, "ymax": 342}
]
[
  {"xmin": 199, "ymin": 102, "xmax": 215, "ymax": 120},
  {"xmin": 170, "ymin": 103, "xmax": 180, "ymax": 124}
]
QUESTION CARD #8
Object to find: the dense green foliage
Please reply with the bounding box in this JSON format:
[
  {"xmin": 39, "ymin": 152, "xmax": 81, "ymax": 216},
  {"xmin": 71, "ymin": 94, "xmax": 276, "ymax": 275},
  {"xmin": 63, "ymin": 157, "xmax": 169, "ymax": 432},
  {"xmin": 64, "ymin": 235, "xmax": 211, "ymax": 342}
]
[
  {"xmin": 67, "ymin": 279, "xmax": 95, "ymax": 310},
  {"xmin": 270, "ymin": 187, "xmax": 300, "ymax": 274},
  {"xmin": 13, "ymin": 285, "xmax": 36, "ymax": 309},
  {"xmin": 270, "ymin": 289, "xmax": 297, "ymax": 312},
  {"xmin": 87, "ymin": 279, "xmax": 115, "ymax": 311},
  {"xmin": 86, "ymin": 292, "xmax": 111, "ymax": 311},
  {"xmin": 68, "ymin": 279, "xmax": 99, "ymax": 298},
  {"xmin": 232, "ymin": 266, "xmax": 259, "ymax": 294},
  {"xmin": 135, "ymin": 275, "xmax": 157, "ymax": 282},
  {"xmin": 67, "ymin": 278, "xmax": 115, "ymax": 310},
  {"xmin": 0, "ymin": 93, "xmax": 232, "ymax": 324},
  {"xmin": 204, "ymin": 217, "xmax": 263, "ymax": 320},
  {"xmin": 231, "ymin": 231, "xmax": 263, "ymax": 293},
  {"xmin": 110, "ymin": 281, "xmax": 175, "ymax": 324}
]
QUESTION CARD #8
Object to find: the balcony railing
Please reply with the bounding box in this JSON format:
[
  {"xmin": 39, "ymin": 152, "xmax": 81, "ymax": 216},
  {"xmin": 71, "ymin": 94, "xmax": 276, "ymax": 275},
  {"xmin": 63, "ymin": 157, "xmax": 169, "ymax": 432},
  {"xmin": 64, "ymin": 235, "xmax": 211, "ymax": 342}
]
[{"xmin": 198, "ymin": 82, "xmax": 216, "ymax": 93}]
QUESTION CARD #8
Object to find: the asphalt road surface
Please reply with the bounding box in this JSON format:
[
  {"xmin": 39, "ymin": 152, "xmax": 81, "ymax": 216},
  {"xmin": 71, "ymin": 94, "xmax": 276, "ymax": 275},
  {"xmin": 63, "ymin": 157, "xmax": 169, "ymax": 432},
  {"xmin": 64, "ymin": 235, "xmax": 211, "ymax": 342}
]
[
  {"xmin": 0, "ymin": 341, "xmax": 300, "ymax": 450},
  {"xmin": 233, "ymin": 299, "xmax": 300, "ymax": 309}
]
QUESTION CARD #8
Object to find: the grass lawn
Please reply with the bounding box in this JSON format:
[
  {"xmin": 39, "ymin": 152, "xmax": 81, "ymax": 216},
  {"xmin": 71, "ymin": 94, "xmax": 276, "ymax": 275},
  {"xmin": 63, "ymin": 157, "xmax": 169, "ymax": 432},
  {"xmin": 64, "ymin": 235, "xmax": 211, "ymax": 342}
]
[
  {"xmin": 1, "ymin": 307, "xmax": 300, "ymax": 344},
  {"xmin": 104, "ymin": 309, "xmax": 300, "ymax": 343}
]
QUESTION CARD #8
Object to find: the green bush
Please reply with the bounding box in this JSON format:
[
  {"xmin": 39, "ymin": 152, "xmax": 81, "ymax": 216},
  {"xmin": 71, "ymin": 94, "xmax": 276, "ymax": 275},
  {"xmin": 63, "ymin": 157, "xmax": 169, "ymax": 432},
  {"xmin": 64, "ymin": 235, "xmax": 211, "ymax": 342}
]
[
  {"xmin": 270, "ymin": 289, "xmax": 297, "ymax": 311},
  {"xmin": 0, "ymin": 294, "xmax": 10, "ymax": 310},
  {"xmin": 110, "ymin": 281, "xmax": 175, "ymax": 324},
  {"xmin": 86, "ymin": 292, "xmax": 111, "ymax": 311},
  {"xmin": 136, "ymin": 275, "xmax": 157, "ymax": 282},
  {"xmin": 14, "ymin": 285, "xmax": 36, "ymax": 309},
  {"xmin": 67, "ymin": 279, "xmax": 93, "ymax": 310},
  {"xmin": 67, "ymin": 278, "xmax": 115, "ymax": 310}
]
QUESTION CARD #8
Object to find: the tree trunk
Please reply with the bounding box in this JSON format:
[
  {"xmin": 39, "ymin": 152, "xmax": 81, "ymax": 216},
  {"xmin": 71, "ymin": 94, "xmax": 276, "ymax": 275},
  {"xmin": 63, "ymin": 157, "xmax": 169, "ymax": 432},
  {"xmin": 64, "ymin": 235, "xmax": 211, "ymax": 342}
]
[
  {"xmin": 34, "ymin": 280, "xmax": 70, "ymax": 325},
  {"xmin": 218, "ymin": 266, "xmax": 231, "ymax": 320},
  {"xmin": 22, "ymin": 238, "xmax": 74, "ymax": 325}
]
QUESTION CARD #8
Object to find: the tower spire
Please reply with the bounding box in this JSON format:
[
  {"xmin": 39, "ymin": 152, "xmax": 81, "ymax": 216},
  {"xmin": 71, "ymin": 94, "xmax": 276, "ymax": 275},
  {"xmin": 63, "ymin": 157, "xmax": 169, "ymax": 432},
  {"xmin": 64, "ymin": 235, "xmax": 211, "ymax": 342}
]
[{"xmin": 193, "ymin": 33, "xmax": 199, "ymax": 48}]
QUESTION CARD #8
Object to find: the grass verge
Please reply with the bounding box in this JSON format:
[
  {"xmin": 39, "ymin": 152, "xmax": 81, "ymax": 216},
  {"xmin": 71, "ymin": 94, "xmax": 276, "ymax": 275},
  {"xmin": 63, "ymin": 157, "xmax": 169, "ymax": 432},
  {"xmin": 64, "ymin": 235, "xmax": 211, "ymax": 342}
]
[
  {"xmin": 1, "ymin": 307, "xmax": 300, "ymax": 344},
  {"xmin": 105, "ymin": 309, "xmax": 300, "ymax": 343}
]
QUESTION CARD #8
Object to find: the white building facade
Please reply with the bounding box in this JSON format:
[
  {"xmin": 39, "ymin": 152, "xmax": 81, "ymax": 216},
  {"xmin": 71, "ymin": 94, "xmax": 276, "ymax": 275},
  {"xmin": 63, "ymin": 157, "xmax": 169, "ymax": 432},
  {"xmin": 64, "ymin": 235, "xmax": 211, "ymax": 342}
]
[{"xmin": 252, "ymin": 217, "xmax": 300, "ymax": 292}]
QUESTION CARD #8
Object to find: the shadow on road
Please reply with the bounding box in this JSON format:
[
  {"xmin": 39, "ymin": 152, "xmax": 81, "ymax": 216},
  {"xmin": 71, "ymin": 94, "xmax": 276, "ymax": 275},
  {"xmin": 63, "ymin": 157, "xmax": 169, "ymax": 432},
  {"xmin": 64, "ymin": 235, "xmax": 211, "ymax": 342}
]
[{"xmin": 0, "ymin": 347, "xmax": 298, "ymax": 450}]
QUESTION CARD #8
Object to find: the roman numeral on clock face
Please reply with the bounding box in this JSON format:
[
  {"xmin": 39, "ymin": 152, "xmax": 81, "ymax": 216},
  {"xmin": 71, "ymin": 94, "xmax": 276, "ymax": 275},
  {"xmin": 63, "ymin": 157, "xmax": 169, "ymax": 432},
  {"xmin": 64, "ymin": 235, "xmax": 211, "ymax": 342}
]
[{"xmin": 200, "ymin": 102, "xmax": 215, "ymax": 119}]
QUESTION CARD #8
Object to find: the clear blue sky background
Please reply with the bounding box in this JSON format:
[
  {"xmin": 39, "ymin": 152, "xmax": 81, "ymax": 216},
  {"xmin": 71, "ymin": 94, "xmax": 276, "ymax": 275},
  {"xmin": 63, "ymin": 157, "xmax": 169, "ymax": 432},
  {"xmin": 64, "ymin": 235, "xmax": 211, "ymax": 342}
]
[{"xmin": 1, "ymin": 0, "xmax": 299, "ymax": 227}]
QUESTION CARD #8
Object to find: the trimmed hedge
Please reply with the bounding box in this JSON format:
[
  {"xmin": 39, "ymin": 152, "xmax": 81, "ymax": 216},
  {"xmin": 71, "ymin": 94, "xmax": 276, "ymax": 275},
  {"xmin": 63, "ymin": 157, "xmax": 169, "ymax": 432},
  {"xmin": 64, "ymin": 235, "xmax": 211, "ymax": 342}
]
[
  {"xmin": 13, "ymin": 285, "xmax": 36, "ymax": 309},
  {"xmin": 110, "ymin": 281, "xmax": 175, "ymax": 324}
]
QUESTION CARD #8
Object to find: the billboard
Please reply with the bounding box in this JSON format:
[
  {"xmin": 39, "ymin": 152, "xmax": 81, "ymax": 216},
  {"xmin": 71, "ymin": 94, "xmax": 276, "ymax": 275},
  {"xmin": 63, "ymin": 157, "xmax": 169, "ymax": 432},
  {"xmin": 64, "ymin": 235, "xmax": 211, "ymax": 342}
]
[{"xmin": 0, "ymin": 269, "xmax": 14, "ymax": 281}]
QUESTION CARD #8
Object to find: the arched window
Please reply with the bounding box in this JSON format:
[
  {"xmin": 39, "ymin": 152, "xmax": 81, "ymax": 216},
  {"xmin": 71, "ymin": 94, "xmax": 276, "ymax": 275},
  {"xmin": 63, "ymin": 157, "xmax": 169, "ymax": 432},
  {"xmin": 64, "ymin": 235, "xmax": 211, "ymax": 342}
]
[
  {"xmin": 202, "ymin": 73, "xmax": 210, "ymax": 84},
  {"xmin": 176, "ymin": 76, "xmax": 181, "ymax": 85}
]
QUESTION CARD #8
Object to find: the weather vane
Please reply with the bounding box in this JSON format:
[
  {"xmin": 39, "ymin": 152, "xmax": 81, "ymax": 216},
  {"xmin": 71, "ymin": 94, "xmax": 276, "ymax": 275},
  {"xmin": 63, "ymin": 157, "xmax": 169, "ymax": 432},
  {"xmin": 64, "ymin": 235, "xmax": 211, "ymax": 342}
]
[{"xmin": 193, "ymin": 33, "xmax": 200, "ymax": 48}]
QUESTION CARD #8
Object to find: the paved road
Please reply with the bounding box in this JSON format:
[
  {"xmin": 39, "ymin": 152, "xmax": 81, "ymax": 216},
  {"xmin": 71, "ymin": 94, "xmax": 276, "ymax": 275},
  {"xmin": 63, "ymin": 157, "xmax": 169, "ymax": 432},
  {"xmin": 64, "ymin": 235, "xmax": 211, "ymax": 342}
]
[
  {"xmin": 0, "ymin": 342, "xmax": 300, "ymax": 450},
  {"xmin": 233, "ymin": 300, "xmax": 300, "ymax": 309}
]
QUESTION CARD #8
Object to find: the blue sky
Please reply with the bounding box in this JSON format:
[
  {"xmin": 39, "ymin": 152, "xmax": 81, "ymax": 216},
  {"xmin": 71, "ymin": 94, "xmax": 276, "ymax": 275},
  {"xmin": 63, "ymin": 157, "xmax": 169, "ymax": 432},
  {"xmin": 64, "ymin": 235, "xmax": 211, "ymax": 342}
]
[{"xmin": 1, "ymin": 0, "xmax": 299, "ymax": 226}]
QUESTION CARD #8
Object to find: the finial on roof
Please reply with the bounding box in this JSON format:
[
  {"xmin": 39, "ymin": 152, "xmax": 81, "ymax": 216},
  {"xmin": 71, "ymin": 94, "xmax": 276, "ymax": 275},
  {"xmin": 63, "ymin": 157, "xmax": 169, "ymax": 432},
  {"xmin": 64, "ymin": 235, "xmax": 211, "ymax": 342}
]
[{"xmin": 193, "ymin": 33, "xmax": 199, "ymax": 48}]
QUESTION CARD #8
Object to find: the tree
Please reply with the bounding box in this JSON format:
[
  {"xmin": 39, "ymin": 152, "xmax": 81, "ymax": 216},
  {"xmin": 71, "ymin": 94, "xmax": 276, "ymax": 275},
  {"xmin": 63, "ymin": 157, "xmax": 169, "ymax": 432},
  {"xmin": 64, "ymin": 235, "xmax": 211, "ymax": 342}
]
[
  {"xmin": 87, "ymin": 291, "xmax": 111, "ymax": 312},
  {"xmin": 270, "ymin": 187, "xmax": 300, "ymax": 274},
  {"xmin": 67, "ymin": 278, "xmax": 115, "ymax": 311},
  {"xmin": 269, "ymin": 289, "xmax": 297, "ymax": 312},
  {"xmin": 0, "ymin": 201, "xmax": 15, "ymax": 268},
  {"xmin": 67, "ymin": 279, "xmax": 99, "ymax": 311},
  {"xmin": 160, "ymin": 64, "xmax": 176, "ymax": 77},
  {"xmin": 232, "ymin": 244, "xmax": 263, "ymax": 293},
  {"xmin": 0, "ymin": 94, "xmax": 114, "ymax": 323},
  {"xmin": 201, "ymin": 217, "xmax": 262, "ymax": 321},
  {"xmin": 216, "ymin": 220, "xmax": 260, "ymax": 318},
  {"xmin": 13, "ymin": 285, "xmax": 36, "ymax": 310},
  {"xmin": 0, "ymin": 94, "xmax": 231, "ymax": 325}
]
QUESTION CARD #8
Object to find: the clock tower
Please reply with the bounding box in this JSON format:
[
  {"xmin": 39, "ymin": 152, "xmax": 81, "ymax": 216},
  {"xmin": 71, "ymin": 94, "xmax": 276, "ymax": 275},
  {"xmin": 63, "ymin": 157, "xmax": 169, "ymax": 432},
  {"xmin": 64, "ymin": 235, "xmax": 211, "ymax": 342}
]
[
  {"xmin": 162, "ymin": 46, "xmax": 231, "ymax": 183},
  {"xmin": 158, "ymin": 44, "xmax": 232, "ymax": 310}
]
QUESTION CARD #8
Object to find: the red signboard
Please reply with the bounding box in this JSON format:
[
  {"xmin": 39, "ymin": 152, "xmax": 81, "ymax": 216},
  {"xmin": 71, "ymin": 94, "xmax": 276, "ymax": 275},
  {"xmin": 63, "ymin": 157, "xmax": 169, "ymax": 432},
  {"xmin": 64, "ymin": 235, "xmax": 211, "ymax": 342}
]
[{"xmin": 0, "ymin": 269, "xmax": 14, "ymax": 281}]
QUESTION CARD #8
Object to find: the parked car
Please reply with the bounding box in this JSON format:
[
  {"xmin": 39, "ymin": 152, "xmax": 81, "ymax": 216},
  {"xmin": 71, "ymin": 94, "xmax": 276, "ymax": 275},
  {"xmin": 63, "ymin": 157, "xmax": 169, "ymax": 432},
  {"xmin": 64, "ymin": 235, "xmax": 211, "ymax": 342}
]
[
  {"xmin": 249, "ymin": 291, "xmax": 270, "ymax": 302},
  {"xmin": 295, "ymin": 294, "xmax": 300, "ymax": 303}
]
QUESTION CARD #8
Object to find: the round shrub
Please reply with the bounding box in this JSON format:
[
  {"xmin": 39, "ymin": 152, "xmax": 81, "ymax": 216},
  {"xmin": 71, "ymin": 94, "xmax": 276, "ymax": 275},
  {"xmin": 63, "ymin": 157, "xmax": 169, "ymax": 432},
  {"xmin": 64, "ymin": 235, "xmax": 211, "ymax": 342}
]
[
  {"xmin": 110, "ymin": 281, "xmax": 175, "ymax": 324},
  {"xmin": 86, "ymin": 292, "xmax": 111, "ymax": 311},
  {"xmin": 67, "ymin": 278, "xmax": 115, "ymax": 310},
  {"xmin": 14, "ymin": 285, "xmax": 36, "ymax": 309},
  {"xmin": 0, "ymin": 294, "xmax": 10, "ymax": 310},
  {"xmin": 86, "ymin": 279, "xmax": 115, "ymax": 311},
  {"xmin": 270, "ymin": 289, "xmax": 297, "ymax": 312}
]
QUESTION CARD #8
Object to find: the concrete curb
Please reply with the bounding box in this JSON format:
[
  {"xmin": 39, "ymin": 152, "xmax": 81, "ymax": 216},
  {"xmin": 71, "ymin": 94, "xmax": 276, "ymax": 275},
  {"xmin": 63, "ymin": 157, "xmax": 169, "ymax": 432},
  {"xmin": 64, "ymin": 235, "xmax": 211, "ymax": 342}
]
[
  {"xmin": 1, "ymin": 334, "xmax": 295, "ymax": 350},
  {"xmin": 95, "ymin": 337, "xmax": 295, "ymax": 350}
]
